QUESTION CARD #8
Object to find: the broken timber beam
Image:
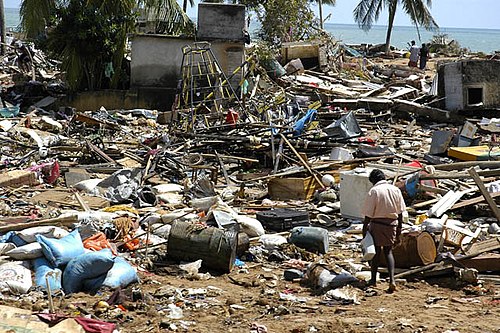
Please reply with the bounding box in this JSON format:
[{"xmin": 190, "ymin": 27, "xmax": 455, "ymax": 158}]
[
  {"xmin": 392, "ymin": 99, "xmax": 465, "ymax": 124},
  {"xmin": 433, "ymin": 161, "xmax": 500, "ymax": 171},
  {"xmin": 0, "ymin": 214, "xmax": 79, "ymax": 233},
  {"xmin": 468, "ymin": 167, "xmax": 500, "ymax": 221},
  {"xmin": 280, "ymin": 133, "xmax": 325, "ymax": 189},
  {"xmin": 420, "ymin": 168, "xmax": 500, "ymax": 180},
  {"xmin": 451, "ymin": 191, "xmax": 500, "ymax": 210}
]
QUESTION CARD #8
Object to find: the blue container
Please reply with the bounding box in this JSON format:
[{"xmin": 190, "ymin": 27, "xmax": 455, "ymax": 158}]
[{"xmin": 289, "ymin": 226, "xmax": 329, "ymax": 254}]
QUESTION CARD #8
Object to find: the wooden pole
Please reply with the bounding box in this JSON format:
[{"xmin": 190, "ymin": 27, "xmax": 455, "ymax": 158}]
[
  {"xmin": 318, "ymin": 0, "xmax": 324, "ymax": 30},
  {"xmin": 215, "ymin": 150, "xmax": 232, "ymax": 185},
  {"xmin": 468, "ymin": 167, "xmax": 500, "ymax": 222},
  {"xmin": 0, "ymin": 215, "xmax": 79, "ymax": 233},
  {"xmin": 280, "ymin": 133, "xmax": 325, "ymax": 189}
]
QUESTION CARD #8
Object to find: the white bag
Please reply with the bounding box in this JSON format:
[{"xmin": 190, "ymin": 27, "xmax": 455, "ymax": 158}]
[
  {"xmin": 0, "ymin": 243, "xmax": 15, "ymax": 255},
  {"xmin": 259, "ymin": 234, "xmax": 288, "ymax": 249},
  {"xmin": 17, "ymin": 226, "xmax": 69, "ymax": 243},
  {"xmin": 360, "ymin": 231, "xmax": 376, "ymax": 261},
  {"xmin": 5, "ymin": 243, "xmax": 43, "ymax": 260},
  {"xmin": 0, "ymin": 261, "xmax": 33, "ymax": 294},
  {"xmin": 235, "ymin": 215, "xmax": 265, "ymax": 237}
]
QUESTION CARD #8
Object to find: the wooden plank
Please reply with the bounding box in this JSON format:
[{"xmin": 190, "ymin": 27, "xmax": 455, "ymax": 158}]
[
  {"xmin": 0, "ymin": 215, "xmax": 79, "ymax": 233},
  {"xmin": 418, "ymin": 184, "xmax": 448, "ymax": 195},
  {"xmin": 451, "ymin": 191, "xmax": 500, "ymax": 210},
  {"xmin": 394, "ymin": 262, "xmax": 444, "ymax": 279},
  {"xmin": 433, "ymin": 161, "xmax": 500, "ymax": 172},
  {"xmin": 280, "ymin": 133, "xmax": 325, "ymax": 189},
  {"xmin": 468, "ymin": 167, "xmax": 500, "ymax": 221},
  {"xmin": 463, "ymin": 237, "xmax": 500, "ymax": 256},
  {"xmin": 411, "ymin": 198, "xmax": 440, "ymax": 209},
  {"xmin": 461, "ymin": 253, "xmax": 500, "ymax": 272}
]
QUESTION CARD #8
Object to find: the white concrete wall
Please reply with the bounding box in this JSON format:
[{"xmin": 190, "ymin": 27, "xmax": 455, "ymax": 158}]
[
  {"xmin": 130, "ymin": 35, "xmax": 192, "ymax": 88},
  {"xmin": 444, "ymin": 62, "xmax": 464, "ymax": 111},
  {"xmin": 197, "ymin": 3, "xmax": 246, "ymax": 42},
  {"xmin": 130, "ymin": 35, "xmax": 244, "ymax": 91}
]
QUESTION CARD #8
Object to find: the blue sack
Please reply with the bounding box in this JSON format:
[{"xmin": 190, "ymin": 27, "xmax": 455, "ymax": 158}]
[
  {"xmin": 33, "ymin": 257, "xmax": 62, "ymax": 293},
  {"xmin": 37, "ymin": 229, "xmax": 85, "ymax": 267},
  {"xmin": 81, "ymin": 274, "xmax": 106, "ymax": 294},
  {"xmin": 293, "ymin": 109, "xmax": 317, "ymax": 137},
  {"xmin": 102, "ymin": 257, "xmax": 138, "ymax": 289},
  {"xmin": 0, "ymin": 231, "xmax": 27, "ymax": 246},
  {"xmin": 82, "ymin": 257, "xmax": 138, "ymax": 293},
  {"xmin": 63, "ymin": 248, "xmax": 115, "ymax": 294}
]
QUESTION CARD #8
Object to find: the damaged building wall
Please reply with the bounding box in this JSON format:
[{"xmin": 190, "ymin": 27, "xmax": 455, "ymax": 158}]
[
  {"xmin": 62, "ymin": 88, "xmax": 175, "ymax": 111},
  {"xmin": 130, "ymin": 4, "xmax": 246, "ymax": 93},
  {"xmin": 130, "ymin": 35, "xmax": 191, "ymax": 89},
  {"xmin": 439, "ymin": 60, "xmax": 500, "ymax": 111},
  {"xmin": 197, "ymin": 3, "xmax": 246, "ymax": 41},
  {"xmin": 130, "ymin": 35, "xmax": 244, "ymax": 92}
]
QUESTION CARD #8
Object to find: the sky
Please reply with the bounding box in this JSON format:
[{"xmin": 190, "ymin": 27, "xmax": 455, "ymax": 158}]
[{"xmin": 5, "ymin": 0, "xmax": 500, "ymax": 30}]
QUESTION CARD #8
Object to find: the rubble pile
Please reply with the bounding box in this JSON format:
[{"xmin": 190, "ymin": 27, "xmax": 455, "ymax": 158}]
[{"xmin": 0, "ymin": 37, "xmax": 499, "ymax": 332}]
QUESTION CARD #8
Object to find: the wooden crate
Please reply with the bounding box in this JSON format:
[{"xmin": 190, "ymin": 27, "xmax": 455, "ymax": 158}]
[{"xmin": 268, "ymin": 176, "xmax": 319, "ymax": 200}]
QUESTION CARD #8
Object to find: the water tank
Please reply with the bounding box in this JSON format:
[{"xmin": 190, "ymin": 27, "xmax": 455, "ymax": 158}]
[{"xmin": 339, "ymin": 168, "xmax": 373, "ymax": 219}]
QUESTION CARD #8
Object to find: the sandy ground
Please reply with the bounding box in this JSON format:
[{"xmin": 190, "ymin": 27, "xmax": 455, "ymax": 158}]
[
  {"xmin": 62, "ymin": 261, "xmax": 500, "ymax": 333},
  {"xmin": 4, "ymin": 248, "xmax": 498, "ymax": 333}
]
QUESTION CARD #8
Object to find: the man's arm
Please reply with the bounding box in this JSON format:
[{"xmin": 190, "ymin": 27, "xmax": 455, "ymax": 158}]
[
  {"xmin": 396, "ymin": 213, "xmax": 403, "ymax": 243},
  {"xmin": 363, "ymin": 216, "xmax": 371, "ymax": 238}
]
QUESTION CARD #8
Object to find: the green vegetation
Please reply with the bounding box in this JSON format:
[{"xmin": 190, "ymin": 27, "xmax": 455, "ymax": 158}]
[
  {"xmin": 252, "ymin": 0, "xmax": 320, "ymax": 44},
  {"xmin": 429, "ymin": 33, "xmax": 465, "ymax": 56},
  {"xmin": 20, "ymin": 0, "xmax": 194, "ymax": 91}
]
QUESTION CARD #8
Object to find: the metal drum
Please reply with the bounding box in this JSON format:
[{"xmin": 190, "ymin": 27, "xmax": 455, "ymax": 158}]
[{"xmin": 167, "ymin": 221, "xmax": 238, "ymax": 273}]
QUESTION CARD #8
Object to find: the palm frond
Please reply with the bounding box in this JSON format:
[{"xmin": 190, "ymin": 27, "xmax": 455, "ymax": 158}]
[
  {"xmin": 139, "ymin": 0, "xmax": 195, "ymax": 35},
  {"xmin": 94, "ymin": 0, "xmax": 137, "ymax": 17},
  {"xmin": 353, "ymin": 0, "xmax": 384, "ymax": 31},
  {"xmin": 20, "ymin": 0, "xmax": 57, "ymax": 38},
  {"xmin": 308, "ymin": 0, "xmax": 336, "ymax": 5},
  {"xmin": 401, "ymin": 0, "xmax": 438, "ymax": 30}
]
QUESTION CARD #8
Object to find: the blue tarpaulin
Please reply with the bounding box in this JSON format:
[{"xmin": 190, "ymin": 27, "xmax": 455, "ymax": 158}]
[{"xmin": 293, "ymin": 109, "xmax": 317, "ymax": 137}]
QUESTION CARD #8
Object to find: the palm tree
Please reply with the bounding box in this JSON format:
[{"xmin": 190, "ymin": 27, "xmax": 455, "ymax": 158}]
[
  {"xmin": 19, "ymin": 0, "xmax": 194, "ymax": 90},
  {"xmin": 353, "ymin": 0, "xmax": 438, "ymax": 54},
  {"xmin": 20, "ymin": 0, "xmax": 193, "ymax": 38},
  {"xmin": 312, "ymin": 0, "xmax": 335, "ymax": 30},
  {"xmin": 182, "ymin": 0, "xmax": 194, "ymax": 13}
]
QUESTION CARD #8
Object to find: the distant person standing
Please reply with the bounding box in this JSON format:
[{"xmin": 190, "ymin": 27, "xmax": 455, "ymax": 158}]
[
  {"xmin": 419, "ymin": 43, "xmax": 429, "ymax": 70},
  {"xmin": 408, "ymin": 40, "xmax": 420, "ymax": 67},
  {"xmin": 362, "ymin": 169, "xmax": 406, "ymax": 293}
]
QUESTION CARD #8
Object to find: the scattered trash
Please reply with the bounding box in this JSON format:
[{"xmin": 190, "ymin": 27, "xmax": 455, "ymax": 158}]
[{"xmin": 0, "ymin": 6, "xmax": 498, "ymax": 331}]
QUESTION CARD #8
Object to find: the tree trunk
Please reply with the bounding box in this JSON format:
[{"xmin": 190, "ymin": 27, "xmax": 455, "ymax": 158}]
[
  {"xmin": 318, "ymin": 0, "xmax": 324, "ymax": 29},
  {"xmin": 384, "ymin": 0, "xmax": 397, "ymax": 54},
  {"xmin": 183, "ymin": 0, "xmax": 187, "ymax": 13},
  {"xmin": 0, "ymin": 0, "xmax": 5, "ymax": 55}
]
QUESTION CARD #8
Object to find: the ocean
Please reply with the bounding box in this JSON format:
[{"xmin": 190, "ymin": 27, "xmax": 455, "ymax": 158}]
[
  {"xmin": 324, "ymin": 23, "xmax": 500, "ymax": 54},
  {"xmin": 4, "ymin": 7, "xmax": 500, "ymax": 53},
  {"xmin": 5, "ymin": 7, "xmax": 20, "ymax": 31}
]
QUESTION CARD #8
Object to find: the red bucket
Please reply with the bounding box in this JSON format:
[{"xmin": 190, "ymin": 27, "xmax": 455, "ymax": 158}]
[
  {"xmin": 226, "ymin": 110, "xmax": 239, "ymax": 125},
  {"xmin": 405, "ymin": 160, "xmax": 423, "ymax": 168}
]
